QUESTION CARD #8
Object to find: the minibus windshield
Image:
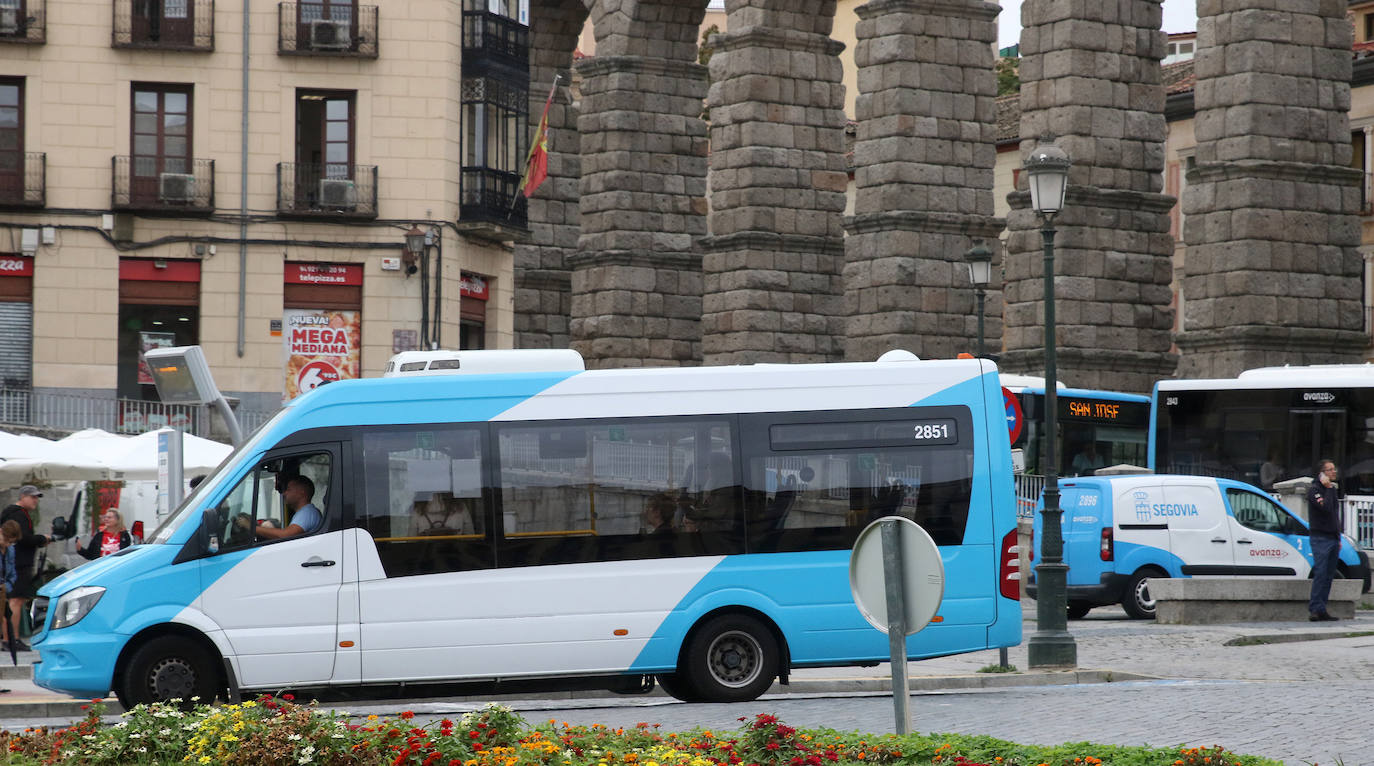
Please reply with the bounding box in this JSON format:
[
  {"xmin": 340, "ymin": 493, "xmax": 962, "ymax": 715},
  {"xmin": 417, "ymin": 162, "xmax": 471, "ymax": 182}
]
[{"xmin": 147, "ymin": 410, "xmax": 287, "ymax": 544}]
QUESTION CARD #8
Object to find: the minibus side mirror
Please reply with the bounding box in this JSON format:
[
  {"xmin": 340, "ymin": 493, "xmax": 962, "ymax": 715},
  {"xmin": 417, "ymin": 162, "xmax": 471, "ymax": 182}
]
[
  {"xmin": 200, "ymin": 510, "xmax": 219, "ymax": 553},
  {"xmin": 174, "ymin": 509, "xmax": 222, "ymax": 565},
  {"xmin": 50, "ymin": 516, "xmax": 70, "ymax": 541}
]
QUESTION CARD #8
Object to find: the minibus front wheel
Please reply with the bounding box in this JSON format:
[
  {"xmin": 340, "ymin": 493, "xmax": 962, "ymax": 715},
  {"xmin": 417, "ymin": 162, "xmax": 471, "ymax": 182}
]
[{"xmin": 120, "ymin": 635, "xmax": 220, "ymax": 710}]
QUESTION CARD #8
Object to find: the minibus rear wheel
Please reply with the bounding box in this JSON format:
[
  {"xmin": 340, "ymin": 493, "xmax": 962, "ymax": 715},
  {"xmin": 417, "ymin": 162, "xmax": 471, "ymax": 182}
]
[
  {"xmin": 122, "ymin": 636, "xmax": 219, "ymax": 709},
  {"xmin": 654, "ymin": 672, "xmax": 702, "ymax": 702},
  {"xmin": 1122, "ymin": 567, "xmax": 1166, "ymax": 620},
  {"xmin": 681, "ymin": 613, "xmax": 780, "ymax": 703}
]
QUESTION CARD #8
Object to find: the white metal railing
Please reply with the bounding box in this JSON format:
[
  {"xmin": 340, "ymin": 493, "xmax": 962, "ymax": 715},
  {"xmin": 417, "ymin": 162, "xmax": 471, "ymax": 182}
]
[
  {"xmin": 0, "ymin": 387, "xmax": 275, "ymax": 441},
  {"xmin": 1343, "ymin": 495, "xmax": 1374, "ymax": 549},
  {"xmin": 1014, "ymin": 473, "xmax": 1044, "ymax": 519}
]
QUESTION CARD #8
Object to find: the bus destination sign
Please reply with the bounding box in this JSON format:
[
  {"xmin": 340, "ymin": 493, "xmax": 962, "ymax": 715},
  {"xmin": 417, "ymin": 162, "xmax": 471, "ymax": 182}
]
[{"xmin": 1059, "ymin": 397, "xmax": 1149, "ymax": 425}]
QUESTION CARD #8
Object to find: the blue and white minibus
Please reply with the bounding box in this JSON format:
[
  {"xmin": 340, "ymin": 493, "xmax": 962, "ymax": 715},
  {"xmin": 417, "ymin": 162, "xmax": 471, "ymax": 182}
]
[{"xmin": 32, "ymin": 350, "xmax": 1021, "ymax": 707}]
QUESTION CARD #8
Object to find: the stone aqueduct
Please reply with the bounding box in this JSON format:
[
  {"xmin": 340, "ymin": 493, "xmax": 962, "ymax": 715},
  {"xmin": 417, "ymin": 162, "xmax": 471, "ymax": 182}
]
[{"xmin": 514, "ymin": 0, "xmax": 1366, "ymax": 391}]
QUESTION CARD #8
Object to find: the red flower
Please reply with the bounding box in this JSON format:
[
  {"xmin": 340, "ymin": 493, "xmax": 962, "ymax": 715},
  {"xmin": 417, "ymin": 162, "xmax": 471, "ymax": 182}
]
[
  {"xmin": 767, "ymin": 743, "xmax": 781, "ymax": 751},
  {"xmin": 282, "ymin": 693, "xmax": 295, "ymax": 701},
  {"xmin": 401, "ymin": 711, "xmax": 416, "ymax": 720}
]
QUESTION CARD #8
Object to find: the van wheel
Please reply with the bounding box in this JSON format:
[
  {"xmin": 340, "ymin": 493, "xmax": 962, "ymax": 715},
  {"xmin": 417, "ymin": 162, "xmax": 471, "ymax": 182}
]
[
  {"xmin": 1067, "ymin": 601, "xmax": 1092, "ymax": 619},
  {"xmin": 1122, "ymin": 569, "xmax": 1165, "ymax": 620},
  {"xmin": 121, "ymin": 636, "xmax": 219, "ymax": 710},
  {"xmin": 681, "ymin": 614, "xmax": 779, "ymax": 703}
]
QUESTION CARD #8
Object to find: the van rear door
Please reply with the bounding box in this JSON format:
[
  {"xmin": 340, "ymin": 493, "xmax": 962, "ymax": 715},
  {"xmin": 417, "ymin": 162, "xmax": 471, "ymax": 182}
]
[
  {"xmin": 1163, "ymin": 481, "xmax": 1233, "ymax": 576},
  {"xmin": 1061, "ymin": 483, "xmax": 1105, "ymax": 587}
]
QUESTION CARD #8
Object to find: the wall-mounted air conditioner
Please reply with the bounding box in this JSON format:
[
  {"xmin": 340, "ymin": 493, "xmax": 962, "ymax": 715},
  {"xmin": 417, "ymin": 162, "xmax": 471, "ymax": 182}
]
[
  {"xmin": 159, "ymin": 173, "xmax": 197, "ymax": 203},
  {"xmin": 310, "ymin": 19, "xmax": 350, "ymax": 49},
  {"xmin": 318, "ymin": 178, "xmax": 357, "ymax": 209}
]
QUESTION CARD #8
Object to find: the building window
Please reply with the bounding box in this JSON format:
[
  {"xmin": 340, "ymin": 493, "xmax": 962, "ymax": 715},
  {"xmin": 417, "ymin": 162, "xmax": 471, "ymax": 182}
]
[
  {"xmin": 116, "ymin": 0, "xmax": 212, "ymax": 49},
  {"xmin": 459, "ymin": 0, "xmax": 528, "ymax": 231},
  {"xmin": 0, "ymin": 78, "xmax": 22, "ymax": 200},
  {"xmin": 459, "ymin": 272, "xmax": 489, "ymax": 349},
  {"xmin": 460, "ymin": 77, "xmax": 527, "ymax": 225},
  {"xmin": 0, "ymin": 254, "xmax": 32, "ymax": 424},
  {"xmin": 0, "ymin": 0, "xmax": 45, "ymax": 44},
  {"xmin": 279, "ymin": 0, "xmax": 376, "ymax": 57},
  {"xmin": 130, "ymin": 83, "xmax": 191, "ymax": 205},
  {"xmin": 277, "ymin": 90, "xmax": 377, "ymax": 218}
]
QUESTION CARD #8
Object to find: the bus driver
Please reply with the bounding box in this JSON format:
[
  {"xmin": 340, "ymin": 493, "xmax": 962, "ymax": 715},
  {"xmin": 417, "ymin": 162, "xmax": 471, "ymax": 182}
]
[{"xmin": 255, "ymin": 475, "xmax": 324, "ymax": 540}]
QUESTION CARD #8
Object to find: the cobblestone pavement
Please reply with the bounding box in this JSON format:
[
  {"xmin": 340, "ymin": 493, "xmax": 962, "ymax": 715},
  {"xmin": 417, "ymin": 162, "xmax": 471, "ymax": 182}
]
[{"xmin": 462, "ymin": 679, "xmax": 1366, "ymax": 766}]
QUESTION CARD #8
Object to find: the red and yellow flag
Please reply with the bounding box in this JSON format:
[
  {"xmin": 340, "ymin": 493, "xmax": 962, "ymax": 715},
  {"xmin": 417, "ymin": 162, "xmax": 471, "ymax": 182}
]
[{"xmin": 518, "ymin": 77, "xmax": 558, "ymax": 199}]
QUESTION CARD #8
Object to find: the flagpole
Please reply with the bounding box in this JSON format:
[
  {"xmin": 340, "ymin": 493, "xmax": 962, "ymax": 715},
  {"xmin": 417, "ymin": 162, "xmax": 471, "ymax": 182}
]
[{"xmin": 510, "ymin": 72, "xmax": 562, "ymax": 219}]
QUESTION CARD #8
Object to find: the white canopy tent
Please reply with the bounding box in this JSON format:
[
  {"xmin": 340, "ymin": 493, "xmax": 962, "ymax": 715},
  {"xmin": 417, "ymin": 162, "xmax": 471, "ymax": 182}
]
[{"xmin": 0, "ymin": 428, "xmax": 232, "ymax": 484}]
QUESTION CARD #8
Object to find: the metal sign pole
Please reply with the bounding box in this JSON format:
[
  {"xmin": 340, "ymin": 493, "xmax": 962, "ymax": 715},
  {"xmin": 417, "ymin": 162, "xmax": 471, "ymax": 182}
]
[{"xmin": 880, "ymin": 518, "xmax": 911, "ymax": 735}]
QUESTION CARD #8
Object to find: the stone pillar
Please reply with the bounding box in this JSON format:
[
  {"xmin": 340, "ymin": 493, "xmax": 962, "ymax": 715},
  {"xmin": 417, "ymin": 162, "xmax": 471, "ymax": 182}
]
[
  {"xmin": 1001, "ymin": 0, "xmax": 1177, "ymax": 394},
  {"xmin": 513, "ymin": 1, "xmax": 585, "ymax": 350},
  {"xmin": 1175, "ymin": 1, "xmax": 1365, "ymax": 375},
  {"xmin": 700, "ymin": 0, "xmax": 848, "ymax": 365},
  {"xmin": 569, "ymin": 7, "xmax": 708, "ymax": 368},
  {"xmin": 844, "ymin": 0, "xmax": 1004, "ymax": 363}
]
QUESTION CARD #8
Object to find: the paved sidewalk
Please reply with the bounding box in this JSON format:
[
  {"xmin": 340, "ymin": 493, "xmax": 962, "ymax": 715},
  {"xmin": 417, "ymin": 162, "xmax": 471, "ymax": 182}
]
[{"xmin": 7, "ymin": 601, "xmax": 1374, "ymax": 721}]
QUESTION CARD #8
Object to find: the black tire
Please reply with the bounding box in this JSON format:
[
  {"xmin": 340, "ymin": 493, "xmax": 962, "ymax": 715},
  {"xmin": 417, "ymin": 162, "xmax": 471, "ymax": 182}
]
[
  {"xmin": 1122, "ymin": 568, "xmax": 1165, "ymax": 620},
  {"xmin": 654, "ymin": 672, "xmax": 702, "ymax": 702},
  {"xmin": 120, "ymin": 636, "xmax": 219, "ymax": 709},
  {"xmin": 1067, "ymin": 600, "xmax": 1092, "ymax": 619},
  {"xmin": 681, "ymin": 613, "xmax": 780, "ymax": 703}
]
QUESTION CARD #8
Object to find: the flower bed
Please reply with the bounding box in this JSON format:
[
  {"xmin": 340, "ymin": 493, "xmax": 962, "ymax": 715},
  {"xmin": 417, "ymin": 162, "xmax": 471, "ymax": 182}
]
[{"xmin": 0, "ymin": 699, "xmax": 1283, "ymax": 766}]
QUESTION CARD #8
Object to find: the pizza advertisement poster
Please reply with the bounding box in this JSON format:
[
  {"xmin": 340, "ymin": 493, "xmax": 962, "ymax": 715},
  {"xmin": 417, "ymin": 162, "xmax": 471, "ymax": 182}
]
[{"xmin": 283, "ymin": 308, "xmax": 361, "ymax": 401}]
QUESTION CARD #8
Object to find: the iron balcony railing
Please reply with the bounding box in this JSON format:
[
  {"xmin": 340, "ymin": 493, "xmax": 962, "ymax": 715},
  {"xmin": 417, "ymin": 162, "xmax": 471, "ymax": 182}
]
[
  {"xmin": 461, "ymin": 167, "xmax": 526, "ymax": 229},
  {"xmin": 278, "ymin": 2, "xmax": 377, "ymax": 58},
  {"xmin": 0, "ymin": 388, "xmax": 278, "ymax": 439},
  {"xmin": 0, "ymin": 0, "xmax": 45, "ymax": 44},
  {"xmin": 112, "ymin": 156, "xmax": 215, "ymax": 213},
  {"xmin": 461, "ymin": 9, "xmax": 528, "ymax": 74},
  {"xmin": 0, "ymin": 152, "xmax": 44, "ymax": 208},
  {"xmin": 277, "ymin": 162, "xmax": 378, "ymax": 218},
  {"xmin": 112, "ymin": 0, "xmax": 214, "ymax": 51}
]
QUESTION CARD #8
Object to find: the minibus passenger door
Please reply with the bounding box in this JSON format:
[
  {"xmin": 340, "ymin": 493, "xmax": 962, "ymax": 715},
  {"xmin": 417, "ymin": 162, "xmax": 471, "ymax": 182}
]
[{"xmin": 197, "ymin": 445, "xmax": 346, "ymax": 689}]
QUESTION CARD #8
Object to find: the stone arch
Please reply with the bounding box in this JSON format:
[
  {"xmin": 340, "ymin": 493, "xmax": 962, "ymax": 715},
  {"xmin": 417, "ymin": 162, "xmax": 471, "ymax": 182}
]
[{"xmin": 514, "ymin": 0, "xmax": 588, "ymax": 350}]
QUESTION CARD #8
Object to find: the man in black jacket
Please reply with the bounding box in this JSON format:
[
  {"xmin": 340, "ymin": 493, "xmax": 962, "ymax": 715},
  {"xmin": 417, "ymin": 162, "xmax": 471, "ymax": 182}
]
[
  {"xmin": 0, "ymin": 485, "xmax": 46, "ymax": 651},
  {"xmin": 1306, "ymin": 459, "xmax": 1342, "ymax": 622}
]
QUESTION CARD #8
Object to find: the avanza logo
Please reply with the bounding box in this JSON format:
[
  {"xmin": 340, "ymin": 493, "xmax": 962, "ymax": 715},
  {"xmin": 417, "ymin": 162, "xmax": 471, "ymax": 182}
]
[
  {"xmin": 1302, "ymin": 392, "xmax": 1336, "ymax": 404},
  {"xmin": 1249, "ymin": 548, "xmax": 1285, "ymax": 558}
]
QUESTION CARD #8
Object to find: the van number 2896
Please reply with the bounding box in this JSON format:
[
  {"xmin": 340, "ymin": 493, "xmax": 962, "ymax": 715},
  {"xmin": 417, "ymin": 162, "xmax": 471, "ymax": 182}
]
[{"xmin": 1077, "ymin": 495, "xmax": 1097, "ymax": 506}]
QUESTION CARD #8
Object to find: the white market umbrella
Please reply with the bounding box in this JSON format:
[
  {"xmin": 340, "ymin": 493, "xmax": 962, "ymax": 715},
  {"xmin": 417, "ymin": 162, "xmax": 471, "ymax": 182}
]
[{"xmin": 100, "ymin": 429, "xmax": 233, "ymax": 480}]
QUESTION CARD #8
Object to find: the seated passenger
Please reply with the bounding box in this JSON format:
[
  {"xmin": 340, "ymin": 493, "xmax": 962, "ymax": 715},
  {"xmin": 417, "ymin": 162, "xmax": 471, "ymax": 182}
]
[
  {"xmin": 643, "ymin": 492, "xmax": 677, "ymax": 534},
  {"xmin": 256, "ymin": 475, "xmax": 324, "ymax": 540}
]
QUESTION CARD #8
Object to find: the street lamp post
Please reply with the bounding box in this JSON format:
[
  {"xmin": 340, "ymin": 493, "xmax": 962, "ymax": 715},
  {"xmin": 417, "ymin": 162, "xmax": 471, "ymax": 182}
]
[
  {"xmin": 964, "ymin": 240, "xmax": 993, "ymax": 358},
  {"xmin": 1024, "ymin": 138, "xmax": 1077, "ymax": 668}
]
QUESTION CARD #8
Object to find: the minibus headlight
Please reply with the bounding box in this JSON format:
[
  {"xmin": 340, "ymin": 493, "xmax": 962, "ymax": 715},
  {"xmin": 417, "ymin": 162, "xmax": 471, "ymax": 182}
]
[{"xmin": 51, "ymin": 587, "xmax": 105, "ymax": 630}]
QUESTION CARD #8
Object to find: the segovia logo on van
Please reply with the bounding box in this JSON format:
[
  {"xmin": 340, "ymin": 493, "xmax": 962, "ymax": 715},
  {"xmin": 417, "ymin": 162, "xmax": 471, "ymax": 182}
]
[
  {"xmin": 1302, "ymin": 391, "xmax": 1336, "ymax": 404},
  {"xmin": 1133, "ymin": 490, "xmax": 1151, "ymax": 522},
  {"xmin": 1150, "ymin": 503, "xmax": 1199, "ymax": 517}
]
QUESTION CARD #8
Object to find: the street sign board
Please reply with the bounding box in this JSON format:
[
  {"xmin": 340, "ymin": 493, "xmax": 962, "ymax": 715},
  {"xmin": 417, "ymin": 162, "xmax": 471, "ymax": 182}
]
[{"xmin": 849, "ymin": 516, "xmax": 945, "ymax": 635}]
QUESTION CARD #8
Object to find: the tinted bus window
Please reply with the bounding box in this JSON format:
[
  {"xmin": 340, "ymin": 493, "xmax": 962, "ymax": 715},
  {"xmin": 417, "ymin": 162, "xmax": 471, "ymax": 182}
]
[
  {"xmin": 742, "ymin": 406, "xmax": 974, "ymax": 551},
  {"xmin": 357, "ymin": 425, "xmax": 493, "ymax": 577},
  {"xmin": 1017, "ymin": 392, "xmax": 1149, "ymax": 476},
  {"xmin": 494, "ymin": 417, "xmax": 743, "ymax": 566}
]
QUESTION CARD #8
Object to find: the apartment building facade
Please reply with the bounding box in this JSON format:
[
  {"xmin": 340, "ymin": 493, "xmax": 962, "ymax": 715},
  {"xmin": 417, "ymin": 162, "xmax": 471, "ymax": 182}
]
[{"xmin": 0, "ymin": 0, "xmax": 525, "ymax": 436}]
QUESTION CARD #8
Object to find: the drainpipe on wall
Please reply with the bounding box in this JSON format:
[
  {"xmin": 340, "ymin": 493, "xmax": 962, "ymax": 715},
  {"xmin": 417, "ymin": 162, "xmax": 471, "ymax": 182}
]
[{"xmin": 236, "ymin": 0, "xmax": 251, "ymax": 357}]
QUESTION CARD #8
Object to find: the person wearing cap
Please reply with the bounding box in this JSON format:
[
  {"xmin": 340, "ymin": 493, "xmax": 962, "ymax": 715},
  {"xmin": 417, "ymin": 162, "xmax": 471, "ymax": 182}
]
[{"xmin": 0, "ymin": 486, "xmax": 47, "ymax": 652}]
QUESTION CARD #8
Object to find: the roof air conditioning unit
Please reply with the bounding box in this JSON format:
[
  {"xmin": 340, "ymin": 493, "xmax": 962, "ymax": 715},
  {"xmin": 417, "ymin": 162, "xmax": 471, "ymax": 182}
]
[
  {"xmin": 0, "ymin": 9, "xmax": 19, "ymax": 35},
  {"xmin": 310, "ymin": 19, "xmax": 350, "ymax": 49},
  {"xmin": 318, "ymin": 178, "xmax": 357, "ymax": 209},
  {"xmin": 159, "ymin": 173, "xmax": 197, "ymax": 203}
]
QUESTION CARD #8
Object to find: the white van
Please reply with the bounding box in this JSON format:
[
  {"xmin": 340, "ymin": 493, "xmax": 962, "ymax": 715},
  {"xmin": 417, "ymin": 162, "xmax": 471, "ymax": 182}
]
[{"xmin": 1029, "ymin": 474, "xmax": 1371, "ymax": 619}]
